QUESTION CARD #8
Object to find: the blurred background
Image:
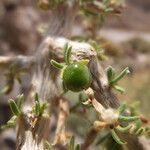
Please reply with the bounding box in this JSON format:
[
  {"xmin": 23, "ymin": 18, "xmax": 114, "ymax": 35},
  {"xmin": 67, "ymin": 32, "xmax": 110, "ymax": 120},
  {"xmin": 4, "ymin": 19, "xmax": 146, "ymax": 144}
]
[{"xmin": 0, "ymin": 0, "xmax": 149, "ymax": 149}]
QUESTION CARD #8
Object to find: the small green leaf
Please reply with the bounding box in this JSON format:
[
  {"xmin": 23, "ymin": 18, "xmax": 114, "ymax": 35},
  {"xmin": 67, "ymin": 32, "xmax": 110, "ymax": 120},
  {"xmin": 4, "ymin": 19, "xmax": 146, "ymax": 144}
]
[
  {"xmin": 133, "ymin": 120, "xmax": 142, "ymax": 133},
  {"xmin": 44, "ymin": 141, "xmax": 52, "ymax": 150},
  {"xmin": 111, "ymin": 129, "xmax": 126, "ymax": 145},
  {"xmin": 113, "ymin": 85, "xmax": 125, "ymax": 94},
  {"xmin": 9, "ymin": 99, "xmax": 21, "ymax": 116},
  {"xmin": 64, "ymin": 43, "xmax": 68, "ymax": 53},
  {"xmin": 107, "ymin": 66, "xmax": 115, "ymax": 82},
  {"xmin": 50, "ymin": 60, "xmax": 64, "ymax": 69},
  {"xmin": 75, "ymin": 144, "xmax": 81, "ymax": 150},
  {"xmin": 64, "ymin": 43, "xmax": 72, "ymax": 65},
  {"xmin": 91, "ymin": 41, "xmax": 102, "ymax": 53},
  {"xmin": 1, "ymin": 116, "xmax": 17, "ymax": 129},
  {"xmin": 35, "ymin": 101, "xmax": 40, "ymax": 116},
  {"xmin": 0, "ymin": 85, "xmax": 10, "ymax": 95},
  {"xmin": 116, "ymin": 125, "xmax": 132, "ymax": 133},
  {"xmin": 119, "ymin": 115, "xmax": 139, "ymax": 122},
  {"xmin": 1, "ymin": 123, "xmax": 15, "ymax": 129},
  {"xmin": 16, "ymin": 94, "xmax": 24, "ymax": 109},
  {"xmin": 90, "ymin": 41, "xmax": 107, "ymax": 61},
  {"xmin": 69, "ymin": 136, "xmax": 75, "ymax": 150},
  {"xmin": 135, "ymin": 127, "xmax": 145, "ymax": 136},
  {"xmin": 78, "ymin": 59, "xmax": 89, "ymax": 65},
  {"xmin": 40, "ymin": 103, "xmax": 48, "ymax": 116},
  {"xmin": 130, "ymin": 101, "xmax": 140, "ymax": 116},
  {"xmin": 34, "ymin": 92, "xmax": 39, "ymax": 102},
  {"xmin": 118, "ymin": 103, "xmax": 126, "ymax": 115},
  {"xmin": 110, "ymin": 67, "xmax": 130, "ymax": 85},
  {"xmin": 7, "ymin": 116, "xmax": 17, "ymax": 124}
]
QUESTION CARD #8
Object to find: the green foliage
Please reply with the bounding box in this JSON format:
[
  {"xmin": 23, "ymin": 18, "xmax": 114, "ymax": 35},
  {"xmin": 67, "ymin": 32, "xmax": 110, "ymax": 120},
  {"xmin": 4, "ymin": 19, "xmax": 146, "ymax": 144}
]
[
  {"xmin": 115, "ymin": 125, "xmax": 132, "ymax": 133},
  {"xmin": 94, "ymin": 102, "xmax": 147, "ymax": 146},
  {"xmin": 1, "ymin": 95, "xmax": 24, "ymax": 129},
  {"xmin": 90, "ymin": 40, "xmax": 108, "ymax": 60},
  {"xmin": 112, "ymin": 103, "xmax": 146, "ymax": 144},
  {"xmin": 0, "ymin": 64, "xmax": 23, "ymax": 95},
  {"xmin": 64, "ymin": 43, "xmax": 72, "ymax": 65},
  {"xmin": 68, "ymin": 136, "xmax": 81, "ymax": 150},
  {"xmin": 9, "ymin": 99, "xmax": 22, "ymax": 116},
  {"xmin": 109, "ymin": 67, "xmax": 130, "ymax": 85},
  {"xmin": 1, "ymin": 93, "xmax": 49, "ymax": 129},
  {"xmin": 118, "ymin": 115, "xmax": 139, "ymax": 122},
  {"xmin": 110, "ymin": 129, "xmax": 126, "ymax": 145},
  {"xmin": 50, "ymin": 60, "xmax": 64, "ymax": 69},
  {"xmin": 16, "ymin": 94, "xmax": 24, "ymax": 109},
  {"xmin": 109, "ymin": 105, "xmax": 140, "ymax": 145},
  {"xmin": 33, "ymin": 93, "xmax": 49, "ymax": 117},
  {"xmin": 1, "ymin": 116, "xmax": 17, "ymax": 129},
  {"xmin": 44, "ymin": 141, "xmax": 53, "ymax": 150},
  {"xmin": 106, "ymin": 66, "xmax": 130, "ymax": 93}
]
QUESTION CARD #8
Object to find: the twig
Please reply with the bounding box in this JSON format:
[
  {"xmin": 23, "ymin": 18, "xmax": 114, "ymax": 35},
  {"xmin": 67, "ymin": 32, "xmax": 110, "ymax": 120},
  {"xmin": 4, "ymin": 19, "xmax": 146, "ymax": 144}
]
[
  {"xmin": 53, "ymin": 99, "xmax": 69, "ymax": 145},
  {"xmin": 0, "ymin": 55, "xmax": 35, "ymax": 71},
  {"xmin": 16, "ymin": 113, "xmax": 50, "ymax": 150}
]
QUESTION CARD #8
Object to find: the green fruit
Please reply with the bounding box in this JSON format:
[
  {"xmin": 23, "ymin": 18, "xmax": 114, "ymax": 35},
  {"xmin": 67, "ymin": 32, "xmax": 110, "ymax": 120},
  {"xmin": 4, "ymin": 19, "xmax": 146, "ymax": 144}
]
[{"xmin": 63, "ymin": 63, "xmax": 92, "ymax": 92}]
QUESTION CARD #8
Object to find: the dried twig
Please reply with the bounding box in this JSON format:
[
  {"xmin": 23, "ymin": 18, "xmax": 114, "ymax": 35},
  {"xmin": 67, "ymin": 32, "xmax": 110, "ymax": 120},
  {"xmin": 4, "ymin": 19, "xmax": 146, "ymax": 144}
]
[
  {"xmin": 16, "ymin": 112, "xmax": 50, "ymax": 150},
  {"xmin": 53, "ymin": 99, "xmax": 69, "ymax": 145},
  {"xmin": 0, "ymin": 55, "xmax": 35, "ymax": 71}
]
